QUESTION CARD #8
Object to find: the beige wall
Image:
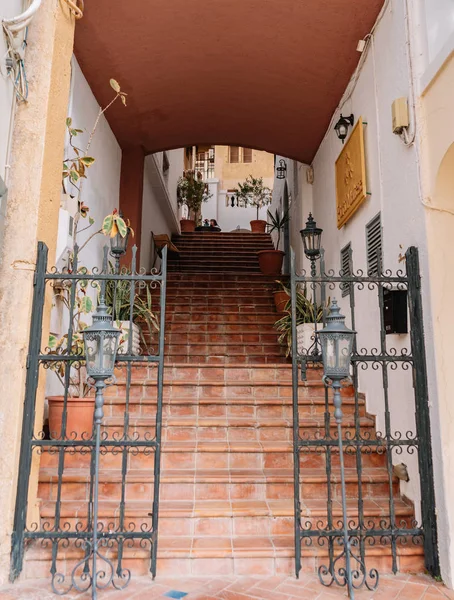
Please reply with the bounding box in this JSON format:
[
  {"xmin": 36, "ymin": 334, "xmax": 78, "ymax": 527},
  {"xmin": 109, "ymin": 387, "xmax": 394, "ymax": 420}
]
[
  {"xmin": 0, "ymin": 0, "xmax": 76, "ymax": 583},
  {"xmin": 421, "ymin": 52, "xmax": 454, "ymax": 585},
  {"xmin": 214, "ymin": 146, "xmax": 274, "ymax": 191}
]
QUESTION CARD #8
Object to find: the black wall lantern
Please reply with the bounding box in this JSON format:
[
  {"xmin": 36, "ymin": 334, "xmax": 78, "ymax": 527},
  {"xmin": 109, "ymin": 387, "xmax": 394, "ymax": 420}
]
[
  {"xmin": 334, "ymin": 114, "xmax": 354, "ymax": 144},
  {"xmin": 276, "ymin": 159, "xmax": 287, "ymax": 180}
]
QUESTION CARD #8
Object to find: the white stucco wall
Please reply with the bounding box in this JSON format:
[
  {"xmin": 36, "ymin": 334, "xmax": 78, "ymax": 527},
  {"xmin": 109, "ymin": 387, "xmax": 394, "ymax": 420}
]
[
  {"xmin": 141, "ymin": 149, "xmax": 183, "ymax": 272},
  {"xmin": 424, "ymin": 0, "xmax": 454, "ymax": 62},
  {"xmin": 0, "ymin": 0, "xmax": 24, "ymax": 183},
  {"xmin": 275, "ymin": 0, "xmax": 446, "ymax": 575}
]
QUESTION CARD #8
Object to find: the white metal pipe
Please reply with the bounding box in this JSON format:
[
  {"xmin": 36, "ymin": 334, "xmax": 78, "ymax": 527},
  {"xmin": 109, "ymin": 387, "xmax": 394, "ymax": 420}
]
[{"xmin": 2, "ymin": 0, "xmax": 42, "ymax": 32}]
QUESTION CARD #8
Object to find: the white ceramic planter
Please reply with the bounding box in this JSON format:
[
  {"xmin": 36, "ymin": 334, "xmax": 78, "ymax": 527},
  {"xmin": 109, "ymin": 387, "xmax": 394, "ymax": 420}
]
[
  {"xmin": 116, "ymin": 321, "xmax": 141, "ymax": 355},
  {"xmin": 296, "ymin": 323, "xmax": 316, "ymax": 354}
]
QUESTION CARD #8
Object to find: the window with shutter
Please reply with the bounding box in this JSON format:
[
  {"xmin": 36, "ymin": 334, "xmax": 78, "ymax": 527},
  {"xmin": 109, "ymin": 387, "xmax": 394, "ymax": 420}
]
[
  {"xmin": 229, "ymin": 146, "xmax": 240, "ymax": 163},
  {"xmin": 366, "ymin": 213, "xmax": 383, "ymax": 275},
  {"xmin": 243, "ymin": 147, "xmax": 253, "ymax": 163},
  {"xmin": 340, "ymin": 243, "xmax": 352, "ymax": 297}
]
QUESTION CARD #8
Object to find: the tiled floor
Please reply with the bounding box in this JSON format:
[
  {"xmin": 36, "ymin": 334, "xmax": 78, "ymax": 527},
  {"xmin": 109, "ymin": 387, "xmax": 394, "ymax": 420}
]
[{"xmin": 0, "ymin": 574, "xmax": 453, "ymax": 600}]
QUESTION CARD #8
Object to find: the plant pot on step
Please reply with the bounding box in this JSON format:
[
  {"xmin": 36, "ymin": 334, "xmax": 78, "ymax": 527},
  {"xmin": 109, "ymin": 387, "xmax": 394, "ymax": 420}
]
[
  {"xmin": 47, "ymin": 396, "xmax": 94, "ymax": 439},
  {"xmin": 115, "ymin": 321, "xmax": 141, "ymax": 355},
  {"xmin": 296, "ymin": 323, "xmax": 316, "ymax": 355},
  {"xmin": 257, "ymin": 250, "xmax": 285, "ymax": 275},
  {"xmin": 250, "ymin": 220, "xmax": 267, "ymax": 233},
  {"xmin": 180, "ymin": 219, "xmax": 196, "ymax": 233},
  {"xmin": 274, "ymin": 290, "xmax": 289, "ymax": 313}
]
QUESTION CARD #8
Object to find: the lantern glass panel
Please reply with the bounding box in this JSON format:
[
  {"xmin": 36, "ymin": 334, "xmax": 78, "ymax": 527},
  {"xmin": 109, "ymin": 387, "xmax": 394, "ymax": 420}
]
[
  {"xmin": 321, "ymin": 333, "xmax": 353, "ymax": 379},
  {"xmin": 110, "ymin": 230, "xmax": 129, "ymax": 256},
  {"xmin": 84, "ymin": 331, "xmax": 119, "ymax": 378}
]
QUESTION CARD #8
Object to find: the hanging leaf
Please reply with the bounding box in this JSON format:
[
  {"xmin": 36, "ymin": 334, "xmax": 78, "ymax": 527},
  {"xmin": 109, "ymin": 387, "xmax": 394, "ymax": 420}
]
[
  {"xmin": 48, "ymin": 334, "xmax": 57, "ymax": 348},
  {"xmin": 80, "ymin": 296, "xmax": 93, "ymax": 314},
  {"xmin": 80, "ymin": 156, "xmax": 95, "ymax": 166},
  {"xmin": 116, "ymin": 216, "xmax": 128, "ymax": 238},
  {"xmin": 110, "ymin": 79, "xmax": 121, "ymax": 92},
  {"xmin": 70, "ymin": 170, "xmax": 80, "ymax": 182},
  {"xmin": 110, "ymin": 221, "xmax": 119, "ymax": 238},
  {"xmin": 89, "ymin": 217, "xmax": 94, "ymax": 225},
  {"xmin": 66, "ymin": 117, "xmax": 72, "ymax": 127},
  {"xmin": 102, "ymin": 214, "xmax": 114, "ymax": 236},
  {"xmin": 121, "ymin": 94, "xmax": 127, "ymax": 106}
]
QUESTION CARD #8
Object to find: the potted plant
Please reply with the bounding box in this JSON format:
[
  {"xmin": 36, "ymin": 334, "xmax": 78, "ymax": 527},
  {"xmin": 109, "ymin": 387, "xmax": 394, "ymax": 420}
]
[
  {"xmin": 274, "ymin": 280, "xmax": 290, "ymax": 313},
  {"xmin": 233, "ymin": 175, "xmax": 272, "ymax": 232},
  {"xmin": 177, "ymin": 170, "xmax": 211, "ymax": 232},
  {"xmin": 105, "ymin": 273, "xmax": 159, "ymax": 355},
  {"xmin": 274, "ymin": 286, "xmax": 324, "ymax": 356},
  {"xmin": 257, "ymin": 208, "xmax": 290, "ymax": 275}
]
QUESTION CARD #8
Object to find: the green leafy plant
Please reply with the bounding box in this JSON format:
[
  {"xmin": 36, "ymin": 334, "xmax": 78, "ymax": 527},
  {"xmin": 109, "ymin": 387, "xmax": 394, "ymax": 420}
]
[
  {"xmin": 62, "ymin": 79, "xmax": 128, "ymax": 256},
  {"xmin": 177, "ymin": 170, "xmax": 212, "ymax": 224},
  {"xmin": 274, "ymin": 286, "xmax": 324, "ymax": 356},
  {"xmin": 47, "ymin": 274, "xmax": 100, "ymax": 397},
  {"xmin": 104, "ymin": 271, "xmax": 159, "ymax": 353},
  {"xmin": 233, "ymin": 175, "xmax": 272, "ymax": 220},
  {"xmin": 267, "ymin": 208, "xmax": 290, "ymax": 249}
]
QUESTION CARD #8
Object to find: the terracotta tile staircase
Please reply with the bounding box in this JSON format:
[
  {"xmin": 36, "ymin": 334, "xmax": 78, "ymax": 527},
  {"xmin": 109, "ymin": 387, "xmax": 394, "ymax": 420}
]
[{"xmin": 28, "ymin": 232, "xmax": 423, "ymax": 579}]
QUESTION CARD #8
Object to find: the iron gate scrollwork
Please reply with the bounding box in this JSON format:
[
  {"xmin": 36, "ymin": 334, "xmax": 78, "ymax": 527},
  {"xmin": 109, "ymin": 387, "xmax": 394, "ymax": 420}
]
[
  {"xmin": 10, "ymin": 242, "xmax": 167, "ymax": 594},
  {"xmin": 291, "ymin": 246, "xmax": 439, "ymax": 584}
]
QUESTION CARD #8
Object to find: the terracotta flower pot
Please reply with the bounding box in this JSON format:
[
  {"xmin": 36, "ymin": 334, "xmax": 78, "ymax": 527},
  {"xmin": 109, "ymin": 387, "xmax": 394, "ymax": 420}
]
[
  {"xmin": 257, "ymin": 250, "xmax": 285, "ymax": 275},
  {"xmin": 47, "ymin": 396, "xmax": 94, "ymax": 439},
  {"xmin": 180, "ymin": 219, "xmax": 196, "ymax": 233},
  {"xmin": 250, "ymin": 220, "xmax": 267, "ymax": 233},
  {"xmin": 274, "ymin": 290, "xmax": 289, "ymax": 313}
]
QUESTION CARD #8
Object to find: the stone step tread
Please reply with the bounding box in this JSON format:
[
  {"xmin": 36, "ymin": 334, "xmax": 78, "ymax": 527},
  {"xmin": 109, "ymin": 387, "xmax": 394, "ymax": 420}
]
[
  {"xmin": 38, "ymin": 497, "xmax": 415, "ymax": 520},
  {"xmin": 39, "ymin": 467, "xmax": 395, "ymax": 484}
]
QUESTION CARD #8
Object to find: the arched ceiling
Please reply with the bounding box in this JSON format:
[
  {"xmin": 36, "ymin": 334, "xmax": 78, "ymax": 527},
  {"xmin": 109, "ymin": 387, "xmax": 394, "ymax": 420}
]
[{"xmin": 74, "ymin": 0, "xmax": 384, "ymax": 164}]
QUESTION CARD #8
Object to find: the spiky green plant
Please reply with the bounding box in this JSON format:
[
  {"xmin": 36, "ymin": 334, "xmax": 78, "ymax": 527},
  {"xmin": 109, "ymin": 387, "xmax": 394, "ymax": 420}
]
[{"xmin": 267, "ymin": 208, "xmax": 290, "ymax": 249}]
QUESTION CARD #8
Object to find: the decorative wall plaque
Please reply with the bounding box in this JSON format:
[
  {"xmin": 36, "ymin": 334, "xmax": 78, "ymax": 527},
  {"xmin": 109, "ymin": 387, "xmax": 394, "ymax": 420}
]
[{"xmin": 335, "ymin": 118, "xmax": 367, "ymax": 229}]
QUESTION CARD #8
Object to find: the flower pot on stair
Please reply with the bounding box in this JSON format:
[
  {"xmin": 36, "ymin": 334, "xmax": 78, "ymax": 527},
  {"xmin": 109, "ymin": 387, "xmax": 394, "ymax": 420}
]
[
  {"xmin": 250, "ymin": 220, "xmax": 267, "ymax": 233},
  {"xmin": 116, "ymin": 321, "xmax": 141, "ymax": 355},
  {"xmin": 274, "ymin": 290, "xmax": 289, "ymax": 313},
  {"xmin": 180, "ymin": 219, "xmax": 196, "ymax": 233},
  {"xmin": 47, "ymin": 396, "xmax": 94, "ymax": 440},
  {"xmin": 257, "ymin": 250, "xmax": 285, "ymax": 276}
]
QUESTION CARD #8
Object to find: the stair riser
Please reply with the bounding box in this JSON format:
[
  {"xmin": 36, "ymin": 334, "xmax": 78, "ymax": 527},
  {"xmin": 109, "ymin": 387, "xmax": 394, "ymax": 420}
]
[
  {"xmin": 163, "ymin": 323, "xmax": 280, "ymax": 333},
  {"xmin": 165, "ymin": 313, "xmax": 278, "ymax": 323},
  {"xmin": 23, "ymin": 552, "xmax": 424, "ymax": 580},
  {"xmin": 113, "ymin": 365, "xmax": 323, "ymax": 383},
  {"xmin": 39, "ymin": 447, "xmax": 385, "ymax": 472},
  {"xmin": 39, "ymin": 477, "xmax": 397, "ymax": 504},
  {"xmin": 164, "ymin": 297, "xmax": 276, "ymax": 306},
  {"xmin": 100, "ymin": 424, "xmax": 374, "ymax": 444},
  {"xmin": 148, "ymin": 333, "xmax": 281, "ymax": 344}
]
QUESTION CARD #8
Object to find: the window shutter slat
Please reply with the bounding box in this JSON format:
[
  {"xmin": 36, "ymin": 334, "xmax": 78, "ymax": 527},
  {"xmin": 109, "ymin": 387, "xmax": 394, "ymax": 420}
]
[{"xmin": 366, "ymin": 213, "xmax": 382, "ymax": 275}]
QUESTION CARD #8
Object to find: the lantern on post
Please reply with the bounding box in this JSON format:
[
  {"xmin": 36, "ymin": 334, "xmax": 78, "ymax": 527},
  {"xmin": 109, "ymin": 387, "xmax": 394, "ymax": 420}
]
[
  {"xmin": 300, "ymin": 213, "xmax": 323, "ymax": 277},
  {"xmin": 109, "ymin": 211, "xmax": 130, "ymax": 274},
  {"xmin": 82, "ymin": 296, "xmax": 121, "ymax": 599},
  {"xmin": 317, "ymin": 300, "xmax": 376, "ymax": 599}
]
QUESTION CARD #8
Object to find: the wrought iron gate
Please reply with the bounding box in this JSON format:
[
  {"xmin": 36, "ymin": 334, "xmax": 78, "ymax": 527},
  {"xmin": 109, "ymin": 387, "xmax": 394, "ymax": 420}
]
[
  {"xmin": 10, "ymin": 242, "xmax": 167, "ymax": 592},
  {"xmin": 291, "ymin": 246, "xmax": 439, "ymax": 581}
]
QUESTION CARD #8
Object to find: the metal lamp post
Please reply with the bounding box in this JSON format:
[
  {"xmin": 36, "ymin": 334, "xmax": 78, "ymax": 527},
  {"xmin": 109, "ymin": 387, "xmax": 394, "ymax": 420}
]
[
  {"xmin": 82, "ymin": 293, "xmax": 121, "ymax": 599},
  {"xmin": 318, "ymin": 300, "xmax": 378, "ymax": 598}
]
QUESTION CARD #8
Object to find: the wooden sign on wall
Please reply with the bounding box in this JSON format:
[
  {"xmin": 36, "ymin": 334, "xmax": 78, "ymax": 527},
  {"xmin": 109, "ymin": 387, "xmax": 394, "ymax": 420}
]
[{"xmin": 335, "ymin": 118, "xmax": 367, "ymax": 229}]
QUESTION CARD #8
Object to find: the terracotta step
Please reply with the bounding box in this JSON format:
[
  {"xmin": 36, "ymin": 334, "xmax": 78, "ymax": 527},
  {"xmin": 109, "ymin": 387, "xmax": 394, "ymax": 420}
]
[
  {"xmin": 164, "ymin": 296, "xmax": 275, "ymax": 306},
  {"xmin": 24, "ymin": 525, "xmax": 422, "ymax": 579},
  {"xmin": 162, "ymin": 289, "xmax": 277, "ymax": 298},
  {"xmin": 162, "ymin": 323, "xmax": 280, "ymax": 335},
  {"xmin": 38, "ymin": 466, "xmax": 397, "ymax": 505},
  {"xmin": 166, "ymin": 273, "xmax": 281, "ymax": 282},
  {"xmin": 148, "ymin": 332, "xmax": 281, "ymax": 344},
  {"xmin": 164, "ymin": 304, "xmax": 275, "ymax": 314},
  {"xmin": 165, "ymin": 313, "xmax": 279, "ymax": 324},
  {"xmin": 95, "ymin": 414, "xmax": 375, "ymax": 443}
]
